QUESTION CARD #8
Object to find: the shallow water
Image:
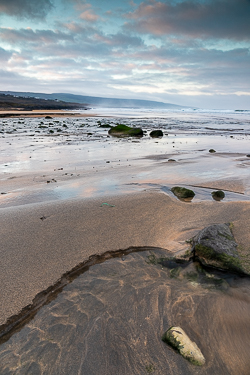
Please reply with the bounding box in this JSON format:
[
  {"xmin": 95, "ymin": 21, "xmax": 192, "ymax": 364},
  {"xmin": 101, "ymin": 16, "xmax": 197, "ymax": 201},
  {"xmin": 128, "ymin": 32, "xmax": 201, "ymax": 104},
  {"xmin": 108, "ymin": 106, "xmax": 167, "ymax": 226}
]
[
  {"xmin": 1, "ymin": 111, "xmax": 250, "ymax": 207},
  {"xmin": 0, "ymin": 249, "xmax": 249, "ymax": 375}
]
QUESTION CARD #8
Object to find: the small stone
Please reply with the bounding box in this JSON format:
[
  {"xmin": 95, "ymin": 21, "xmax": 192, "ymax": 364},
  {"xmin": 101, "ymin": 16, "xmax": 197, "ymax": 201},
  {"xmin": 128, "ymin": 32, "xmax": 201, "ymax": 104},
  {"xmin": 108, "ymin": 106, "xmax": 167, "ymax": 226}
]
[
  {"xmin": 209, "ymin": 149, "xmax": 216, "ymax": 153},
  {"xmin": 162, "ymin": 326, "xmax": 205, "ymax": 366}
]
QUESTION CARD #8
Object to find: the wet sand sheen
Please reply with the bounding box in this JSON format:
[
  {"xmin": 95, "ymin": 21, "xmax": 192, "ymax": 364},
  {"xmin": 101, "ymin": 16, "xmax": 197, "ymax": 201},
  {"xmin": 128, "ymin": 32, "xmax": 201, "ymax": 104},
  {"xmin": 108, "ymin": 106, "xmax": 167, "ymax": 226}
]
[{"xmin": 0, "ymin": 249, "xmax": 250, "ymax": 375}]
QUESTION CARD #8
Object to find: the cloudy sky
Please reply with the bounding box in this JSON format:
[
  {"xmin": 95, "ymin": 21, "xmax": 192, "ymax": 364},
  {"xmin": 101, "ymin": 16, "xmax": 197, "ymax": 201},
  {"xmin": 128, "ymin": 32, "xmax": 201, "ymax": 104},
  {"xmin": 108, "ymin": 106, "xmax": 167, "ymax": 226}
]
[{"xmin": 0, "ymin": 0, "xmax": 249, "ymax": 109}]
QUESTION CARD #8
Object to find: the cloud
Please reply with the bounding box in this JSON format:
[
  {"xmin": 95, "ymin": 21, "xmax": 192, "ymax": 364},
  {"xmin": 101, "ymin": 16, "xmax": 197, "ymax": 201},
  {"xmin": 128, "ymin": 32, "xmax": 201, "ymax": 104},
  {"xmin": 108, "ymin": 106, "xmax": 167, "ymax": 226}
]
[
  {"xmin": 79, "ymin": 9, "xmax": 99, "ymax": 22},
  {"xmin": 71, "ymin": 1, "xmax": 99, "ymax": 22},
  {"xmin": 125, "ymin": 0, "xmax": 250, "ymax": 40},
  {"xmin": 0, "ymin": 0, "xmax": 54, "ymax": 19},
  {"xmin": 0, "ymin": 27, "xmax": 74, "ymax": 45},
  {"xmin": 0, "ymin": 46, "xmax": 12, "ymax": 62}
]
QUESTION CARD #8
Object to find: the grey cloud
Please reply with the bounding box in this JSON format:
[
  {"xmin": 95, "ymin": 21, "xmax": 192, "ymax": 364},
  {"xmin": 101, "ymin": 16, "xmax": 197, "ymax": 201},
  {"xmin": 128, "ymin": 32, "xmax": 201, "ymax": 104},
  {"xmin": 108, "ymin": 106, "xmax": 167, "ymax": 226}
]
[
  {"xmin": 0, "ymin": 0, "xmax": 53, "ymax": 19},
  {"xmin": 108, "ymin": 33, "xmax": 144, "ymax": 47},
  {"xmin": 0, "ymin": 46, "xmax": 12, "ymax": 62},
  {"xmin": 125, "ymin": 0, "xmax": 250, "ymax": 40}
]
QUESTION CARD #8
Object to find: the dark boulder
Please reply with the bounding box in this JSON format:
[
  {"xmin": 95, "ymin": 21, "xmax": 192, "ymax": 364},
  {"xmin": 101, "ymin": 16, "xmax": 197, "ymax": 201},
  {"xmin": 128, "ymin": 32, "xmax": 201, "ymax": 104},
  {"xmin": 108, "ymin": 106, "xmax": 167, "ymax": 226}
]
[
  {"xmin": 212, "ymin": 190, "xmax": 225, "ymax": 200},
  {"xmin": 171, "ymin": 186, "xmax": 195, "ymax": 200},
  {"xmin": 192, "ymin": 223, "xmax": 244, "ymax": 273},
  {"xmin": 150, "ymin": 130, "xmax": 163, "ymax": 138}
]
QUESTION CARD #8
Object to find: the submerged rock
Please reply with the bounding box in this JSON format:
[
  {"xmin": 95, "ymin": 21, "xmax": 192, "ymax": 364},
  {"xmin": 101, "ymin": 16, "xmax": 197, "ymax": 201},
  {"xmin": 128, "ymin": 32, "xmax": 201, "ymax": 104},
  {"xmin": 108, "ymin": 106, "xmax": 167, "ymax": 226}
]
[
  {"xmin": 150, "ymin": 130, "xmax": 163, "ymax": 138},
  {"xmin": 192, "ymin": 223, "xmax": 244, "ymax": 273},
  {"xmin": 108, "ymin": 124, "xmax": 143, "ymax": 137},
  {"xmin": 162, "ymin": 326, "xmax": 205, "ymax": 366}
]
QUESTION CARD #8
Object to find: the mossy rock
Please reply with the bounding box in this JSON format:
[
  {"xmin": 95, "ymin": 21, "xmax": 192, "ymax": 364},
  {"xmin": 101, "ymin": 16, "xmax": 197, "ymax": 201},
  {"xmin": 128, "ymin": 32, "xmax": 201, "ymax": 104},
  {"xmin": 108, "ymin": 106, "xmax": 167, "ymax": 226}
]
[
  {"xmin": 209, "ymin": 149, "xmax": 216, "ymax": 153},
  {"xmin": 192, "ymin": 223, "xmax": 246, "ymax": 274},
  {"xmin": 162, "ymin": 327, "xmax": 205, "ymax": 366},
  {"xmin": 108, "ymin": 124, "xmax": 143, "ymax": 137},
  {"xmin": 150, "ymin": 130, "xmax": 163, "ymax": 138},
  {"xmin": 171, "ymin": 186, "xmax": 195, "ymax": 199},
  {"xmin": 212, "ymin": 190, "xmax": 225, "ymax": 200}
]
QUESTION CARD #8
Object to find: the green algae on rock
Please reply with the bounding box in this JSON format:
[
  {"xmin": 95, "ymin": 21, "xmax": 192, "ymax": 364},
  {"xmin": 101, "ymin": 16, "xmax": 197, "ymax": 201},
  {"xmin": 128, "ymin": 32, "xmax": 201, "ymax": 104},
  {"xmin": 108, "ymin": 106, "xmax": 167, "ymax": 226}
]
[
  {"xmin": 192, "ymin": 223, "xmax": 246, "ymax": 274},
  {"xmin": 212, "ymin": 190, "xmax": 225, "ymax": 200},
  {"xmin": 171, "ymin": 186, "xmax": 195, "ymax": 199},
  {"xmin": 162, "ymin": 326, "xmax": 205, "ymax": 366},
  {"xmin": 108, "ymin": 124, "xmax": 143, "ymax": 137}
]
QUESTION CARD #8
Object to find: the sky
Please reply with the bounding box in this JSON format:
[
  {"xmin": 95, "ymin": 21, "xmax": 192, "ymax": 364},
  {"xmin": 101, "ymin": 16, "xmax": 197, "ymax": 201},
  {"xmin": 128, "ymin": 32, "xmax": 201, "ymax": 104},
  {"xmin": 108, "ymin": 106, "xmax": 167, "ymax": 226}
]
[{"xmin": 0, "ymin": 0, "xmax": 249, "ymax": 109}]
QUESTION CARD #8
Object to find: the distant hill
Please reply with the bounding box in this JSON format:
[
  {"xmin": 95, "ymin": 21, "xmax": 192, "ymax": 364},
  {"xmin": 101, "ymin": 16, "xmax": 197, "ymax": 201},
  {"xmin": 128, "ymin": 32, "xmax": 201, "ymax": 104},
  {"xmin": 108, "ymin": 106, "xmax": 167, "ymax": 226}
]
[
  {"xmin": 0, "ymin": 93, "xmax": 87, "ymax": 111},
  {"xmin": 0, "ymin": 91, "xmax": 184, "ymax": 109}
]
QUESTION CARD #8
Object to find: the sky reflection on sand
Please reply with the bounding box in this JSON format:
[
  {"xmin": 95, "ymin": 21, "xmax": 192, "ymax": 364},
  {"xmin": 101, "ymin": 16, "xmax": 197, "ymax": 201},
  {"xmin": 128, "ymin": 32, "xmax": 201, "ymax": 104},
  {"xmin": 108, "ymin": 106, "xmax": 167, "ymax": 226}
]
[{"xmin": 1, "ymin": 111, "xmax": 250, "ymax": 207}]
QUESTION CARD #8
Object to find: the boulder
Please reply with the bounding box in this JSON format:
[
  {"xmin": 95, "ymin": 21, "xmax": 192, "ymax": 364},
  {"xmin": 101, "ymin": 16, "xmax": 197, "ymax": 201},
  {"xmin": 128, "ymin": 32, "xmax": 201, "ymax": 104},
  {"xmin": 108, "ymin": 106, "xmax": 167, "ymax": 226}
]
[
  {"xmin": 108, "ymin": 124, "xmax": 143, "ymax": 137},
  {"xmin": 212, "ymin": 190, "xmax": 225, "ymax": 200},
  {"xmin": 171, "ymin": 186, "xmax": 195, "ymax": 199},
  {"xmin": 150, "ymin": 130, "xmax": 163, "ymax": 138},
  {"xmin": 192, "ymin": 223, "xmax": 243, "ymax": 273},
  {"xmin": 162, "ymin": 326, "xmax": 205, "ymax": 366}
]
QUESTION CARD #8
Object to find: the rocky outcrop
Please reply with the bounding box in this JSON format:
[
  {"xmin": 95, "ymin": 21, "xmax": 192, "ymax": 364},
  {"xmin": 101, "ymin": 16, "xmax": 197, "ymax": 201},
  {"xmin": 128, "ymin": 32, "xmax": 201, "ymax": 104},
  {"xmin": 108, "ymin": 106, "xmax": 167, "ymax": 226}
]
[
  {"xmin": 192, "ymin": 223, "xmax": 244, "ymax": 273},
  {"xmin": 162, "ymin": 326, "xmax": 205, "ymax": 366}
]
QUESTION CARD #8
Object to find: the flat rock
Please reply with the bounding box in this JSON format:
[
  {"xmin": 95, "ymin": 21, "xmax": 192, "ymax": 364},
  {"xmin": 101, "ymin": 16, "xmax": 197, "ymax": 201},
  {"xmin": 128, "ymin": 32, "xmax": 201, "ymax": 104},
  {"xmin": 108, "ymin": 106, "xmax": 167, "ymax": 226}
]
[{"xmin": 162, "ymin": 326, "xmax": 205, "ymax": 366}]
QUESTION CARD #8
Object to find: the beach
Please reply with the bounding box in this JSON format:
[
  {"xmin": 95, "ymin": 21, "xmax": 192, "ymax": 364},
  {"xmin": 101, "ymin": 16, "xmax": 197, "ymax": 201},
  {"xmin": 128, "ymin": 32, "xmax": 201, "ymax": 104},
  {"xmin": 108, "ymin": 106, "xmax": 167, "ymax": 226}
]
[{"xmin": 1, "ymin": 109, "xmax": 250, "ymax": 374}]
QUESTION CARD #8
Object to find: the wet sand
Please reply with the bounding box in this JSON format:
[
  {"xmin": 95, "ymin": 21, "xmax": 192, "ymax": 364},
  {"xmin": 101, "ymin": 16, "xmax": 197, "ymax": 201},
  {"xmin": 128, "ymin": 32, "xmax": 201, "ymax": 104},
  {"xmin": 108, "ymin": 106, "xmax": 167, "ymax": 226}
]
[
  {"xmin": 0, "ymin": 249, "xmax": 250, "ymax": 375},
  {"xmin": 1, "ymin": 192, "xmax": 250, "ymax": 324},
  {"xmin": 1, "ymin": 112, "xmax": 250, "ymax": 374}
]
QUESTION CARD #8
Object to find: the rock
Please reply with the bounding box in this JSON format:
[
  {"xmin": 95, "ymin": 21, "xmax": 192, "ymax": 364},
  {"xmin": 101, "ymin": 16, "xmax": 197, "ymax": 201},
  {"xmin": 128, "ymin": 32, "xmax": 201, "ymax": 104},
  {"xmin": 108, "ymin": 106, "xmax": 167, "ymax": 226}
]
[
  {"xmin": 99, "ymin": 124, "xmax": 112, "ymax": 128},
  {"xmin": 162, "ymin": 326, "xmax": 205, "ymax": 366},
  {"xmin": 209, "ymin": 149, "xmax": 216, "ymax": 153},
  {"xmin": 211, "ymin": 190, "xmax": 225, "ymax": 200},
  {"xmin": 150, "ymin": 130, "xmax": 163, "ymax": 138},
  {"xmin": 108, "ymin": 124, "xmax": 143, "ymax": 137},
  {"xmin": 171, "ymin": 186, "xmax": 195, "ymax": 199},
  {"xmin": 192, "ymin": 223, "xmax": 244, "ymax": 273},
  {"xmin": 45, "ymin": 115, "xmax": 53, "ymax": 119}
]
